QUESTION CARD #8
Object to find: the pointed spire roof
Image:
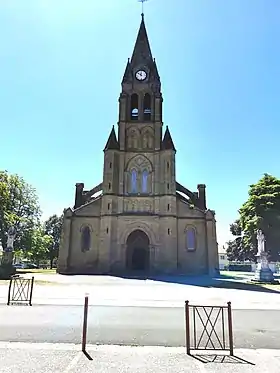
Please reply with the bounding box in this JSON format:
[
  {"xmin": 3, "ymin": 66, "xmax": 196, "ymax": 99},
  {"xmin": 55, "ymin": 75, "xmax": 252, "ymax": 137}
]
[
  {"xmin": 162, "ymin": 126, "xmax": 176, "ymax": 151},
  {"xmin": 104, "ymin": 126, "xmax": 119, "ymax": 151},
  {"xmin": 122, "ymin": 58, "xmax": 131, "ymax": 83},
  {"xmin": 152, "ymin": 57, "xmax": 160, "ymax": 81},
  {"xmin": 131, "ymin": 14, "xmax": 153, "ymax": 66},
  {"xmin": 121, "ymin": 15, "xmax": 161, "ymax": 87}
]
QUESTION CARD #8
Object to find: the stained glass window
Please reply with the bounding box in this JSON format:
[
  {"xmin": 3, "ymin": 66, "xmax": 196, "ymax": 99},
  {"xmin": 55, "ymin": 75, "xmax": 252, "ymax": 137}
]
[
  {"xmin": 131, "ymin": 169, "xmax": 137, "ymax": 193},
  {"xmin": 81, "ymin": 226, "xmax": 91, "ymax": 252},
  {"xmin": 186, "ymin": 227, "xmax": 196, "ymax": 251},
  {"xmin": 142, "ymin": 170, "xmax": 148, "ymax": 193}
]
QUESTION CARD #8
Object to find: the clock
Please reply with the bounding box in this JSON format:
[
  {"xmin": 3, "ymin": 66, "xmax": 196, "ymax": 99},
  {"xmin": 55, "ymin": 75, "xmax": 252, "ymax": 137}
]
[{"xmin": 135, "ymin": 70, "xmax": 147, "ymax": 81}]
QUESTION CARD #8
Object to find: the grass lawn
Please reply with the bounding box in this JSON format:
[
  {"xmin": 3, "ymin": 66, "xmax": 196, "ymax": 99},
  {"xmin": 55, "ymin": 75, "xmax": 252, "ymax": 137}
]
[
  {"xmin": 220, "ymin": 270, "xmax": 254, "ymax": 278},
  {"xmin": 0, "ymin": 269, "xmax": 58, "ymax": 286},
  {"xmin": 0, "ymin": 279, "xmax": 57, "ymax": 286},
  {"xmin": 16, "ymin": 268, "xmax": 57, "ymax": 275},
  {"xmin": 219, "ymin": 270, "xmax": 280, "ymax": 291},
  {"xmin": 260, "ymin": 283, "xmax": 280, "ymax": 291}
]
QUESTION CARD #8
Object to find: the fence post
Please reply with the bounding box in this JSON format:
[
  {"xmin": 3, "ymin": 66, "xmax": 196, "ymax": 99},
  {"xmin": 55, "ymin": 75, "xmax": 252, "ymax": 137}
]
[
  {"xmin": 7, "ymin": 278, "xmax": 13, "ymax": 306},
  {"xmin": 185, "ymin": 300, "xmax": 191, "ymax": 355},
  {"xmin": 82, "ymin": 293, "xmax": 89, "ymax": 352},
  {"xmin": 227, "ymin": 301, "xmax": 234, "ymax": 356},
  {"xmin": 29, "ymin": 277, "xmax": 34, "ymax": 306}
]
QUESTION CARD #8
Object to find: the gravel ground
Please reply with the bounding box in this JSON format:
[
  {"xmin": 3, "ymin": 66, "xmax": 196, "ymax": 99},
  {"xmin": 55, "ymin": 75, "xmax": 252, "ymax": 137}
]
[{"xmin": 0, "ymin": 343, "xmax": 280, "ymax": 373}]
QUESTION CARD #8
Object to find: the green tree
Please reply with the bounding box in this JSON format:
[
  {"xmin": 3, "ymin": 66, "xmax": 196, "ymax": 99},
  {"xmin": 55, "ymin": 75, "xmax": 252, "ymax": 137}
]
[
  {"xmin": 226, "ymin": 220, "xmax": 252, "ymax": 261},
  {"xmin": 26, "ymin": 227, "xmax": 53, "ymax": 265},
  {"xmin": 0, "ymin": 170, "xmax": 41, "ymax": 251},
  {"xmin": 227, "ymin": 174, "xmax": 280, "ymax": 261},
  {"xmin": 44, "ymin": 214, "xmax": 63, "ymax": 268}
]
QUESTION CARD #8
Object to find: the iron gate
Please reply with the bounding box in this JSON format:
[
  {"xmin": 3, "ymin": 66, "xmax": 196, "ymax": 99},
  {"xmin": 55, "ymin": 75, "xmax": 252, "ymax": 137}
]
[
  {"xmin": 7, "ymin": 276, "xmax": 34, "ymax": 306},
  {"xmin": 185, "ymin": 300, "xmax": 234, "ymax": 355}
]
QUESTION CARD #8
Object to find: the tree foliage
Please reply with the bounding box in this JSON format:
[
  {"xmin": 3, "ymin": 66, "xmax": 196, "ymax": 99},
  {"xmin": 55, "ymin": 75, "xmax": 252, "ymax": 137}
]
[
  {"xmin": 0, "ymin": 171, "xmax": 64, "ymax": 266},
  {"xmin": 227, "ymin": 174, "xmax": 280, "ymax": 261},
  {"xmin": 0, "ymin": 170, "xmax": 41, "ymax": 251},
  {"xmin": 44, "ymin": 214, "xmax": 63, "ymax": 267},
  {"xmin": 24, "ymin": 227, "xmax": 53, "ymax": 265}
]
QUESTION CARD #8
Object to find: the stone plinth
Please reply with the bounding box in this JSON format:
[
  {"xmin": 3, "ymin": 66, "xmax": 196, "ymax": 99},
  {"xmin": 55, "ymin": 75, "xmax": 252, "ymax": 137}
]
[{"xmin": 253, "ymin": 252, "xmax": 275, "ymax": 283}]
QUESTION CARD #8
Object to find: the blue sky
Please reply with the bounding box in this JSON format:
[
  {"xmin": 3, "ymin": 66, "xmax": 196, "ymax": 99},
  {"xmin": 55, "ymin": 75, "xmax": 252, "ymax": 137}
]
[{"xmin": 0, "ymin": 0, "xmax": 279, "ymax": 246}]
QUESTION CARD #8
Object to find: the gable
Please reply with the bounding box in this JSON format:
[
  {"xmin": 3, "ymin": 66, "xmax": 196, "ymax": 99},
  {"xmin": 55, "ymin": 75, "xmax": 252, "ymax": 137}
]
[
  {"xmin": 74, "ymin": 197, "xmax": 101, "ymax": 217},
  {"xmin": 177, "ymin": 197, "xmax": 205, "ymax": 219}
]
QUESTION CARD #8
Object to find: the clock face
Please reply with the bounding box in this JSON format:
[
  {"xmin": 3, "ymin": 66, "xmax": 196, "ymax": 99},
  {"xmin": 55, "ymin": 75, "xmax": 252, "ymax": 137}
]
[{"xmin": 135, "ymin": 70, "xmax": 147, "ymax": 81}]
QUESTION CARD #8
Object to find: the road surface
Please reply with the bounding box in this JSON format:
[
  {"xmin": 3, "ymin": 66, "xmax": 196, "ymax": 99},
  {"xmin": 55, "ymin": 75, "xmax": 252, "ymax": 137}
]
[{"xmin": 0, "ymin": 304, "xmax": 279, "ymax": 349}]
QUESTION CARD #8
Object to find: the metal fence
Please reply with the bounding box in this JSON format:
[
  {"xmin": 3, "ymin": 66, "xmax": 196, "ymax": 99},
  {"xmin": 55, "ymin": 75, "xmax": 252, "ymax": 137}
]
[
  {"xmin": 185, "ymin": 301, "xmax": 234, "ymax": 355},
  {"xmin": 7, "ymin": 276, "xmax": 34, "ymax": 306}
]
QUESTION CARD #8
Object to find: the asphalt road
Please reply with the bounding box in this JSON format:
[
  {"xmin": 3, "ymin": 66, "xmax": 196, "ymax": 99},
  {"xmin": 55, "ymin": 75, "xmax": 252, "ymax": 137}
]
[{"xmin": 0, "ymin": 304, "xmax": 279, "ymax": 349}]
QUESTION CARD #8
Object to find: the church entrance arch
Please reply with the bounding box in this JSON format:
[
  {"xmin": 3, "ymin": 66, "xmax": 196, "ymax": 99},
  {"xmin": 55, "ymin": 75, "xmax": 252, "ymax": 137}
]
[{"xmin": 126, "ymin": 230, "xmax": 150, "ymax": 272}]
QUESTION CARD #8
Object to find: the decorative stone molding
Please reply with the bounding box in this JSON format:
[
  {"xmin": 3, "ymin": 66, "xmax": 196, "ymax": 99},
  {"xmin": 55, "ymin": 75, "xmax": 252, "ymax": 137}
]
[
  {"xmin": 127, "ymin": 127, "xmax": 140, "ymax": 149},
  {"xmin": 124, "ymin": 198, "xmax": 153, "ymax": 213},
  {"xmin": 125, "ymin": 154, "xmax": 153, "ymax": 172},
  {"xmin": 119, "ymin": 220, "xmax": 158, "ymax": 246},
  {"xmin": 79, "ymin": 224, "xmax": 93, "ymax": 232},
  {"xmin": 141, "ymin": 126, "xmax": 154, "ymax": 149}
]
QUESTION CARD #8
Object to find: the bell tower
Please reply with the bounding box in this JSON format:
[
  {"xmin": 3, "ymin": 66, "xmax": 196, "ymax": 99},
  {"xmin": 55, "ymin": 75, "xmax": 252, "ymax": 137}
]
[
  {"xmin": 118, "ymin": 14, "xmax": 163, "ymax": 152},
  {"xmin": 102, "ymin": 12, "xmax": 176, "ymax": 202}
]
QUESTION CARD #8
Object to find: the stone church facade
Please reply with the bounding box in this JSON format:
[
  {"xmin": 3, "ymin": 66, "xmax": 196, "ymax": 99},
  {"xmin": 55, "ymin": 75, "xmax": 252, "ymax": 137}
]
[{"xmin": 57, "ymin": 15, "xmax": 219, "ymax": 276}]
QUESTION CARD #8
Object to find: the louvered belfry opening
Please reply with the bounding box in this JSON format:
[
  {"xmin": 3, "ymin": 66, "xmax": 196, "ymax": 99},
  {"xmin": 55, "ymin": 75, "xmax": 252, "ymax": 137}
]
[
  {"xmin": 143, "ymin": 93, "xmax": 151, "ymax": 121},
  {"xmin": 130, "ymin": 93, "xmax": 139, "ymax": 120}
]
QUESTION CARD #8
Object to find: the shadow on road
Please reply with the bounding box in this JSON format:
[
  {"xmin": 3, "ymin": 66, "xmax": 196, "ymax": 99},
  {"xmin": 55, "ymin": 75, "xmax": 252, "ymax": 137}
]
[
  {"xmin": 112, "ymin": 273, "xmax": 280, "ymax": 294},
  {"xmin": 83, "ymin": 350, "xmax": 93, "ymax": 360},
  {"xmin": 190, "ymin": 354, "xmax": 255, "ymax": 365}
]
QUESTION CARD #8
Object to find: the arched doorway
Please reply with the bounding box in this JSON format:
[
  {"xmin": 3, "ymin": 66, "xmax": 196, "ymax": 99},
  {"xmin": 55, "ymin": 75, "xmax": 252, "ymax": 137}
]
[{"xmin": 126, "ymin": 230, "xmax": 150, "ymax": 272}]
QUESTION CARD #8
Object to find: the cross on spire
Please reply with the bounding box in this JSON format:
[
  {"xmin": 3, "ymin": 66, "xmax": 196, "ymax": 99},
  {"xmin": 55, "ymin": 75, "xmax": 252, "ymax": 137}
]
[{"xmin": 138, "ymin": 0, "xmax": 149, "ymax": 17}]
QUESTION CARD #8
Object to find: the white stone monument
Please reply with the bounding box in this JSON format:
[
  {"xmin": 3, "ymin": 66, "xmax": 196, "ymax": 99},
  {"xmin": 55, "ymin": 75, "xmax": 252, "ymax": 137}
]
[
  {"xmin": 1, "ymin": 226, "xmax": 16, "ymax": 266},
  {"xmin": 254, "ymin": 229, "xmax": 274, "ymax": 283}
]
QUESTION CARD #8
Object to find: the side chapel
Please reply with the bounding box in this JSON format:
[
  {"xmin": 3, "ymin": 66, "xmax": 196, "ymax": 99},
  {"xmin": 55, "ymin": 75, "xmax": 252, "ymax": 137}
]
[{"xmin": 57, "ymin": 15, "xmax": 219, "ymax": 275}]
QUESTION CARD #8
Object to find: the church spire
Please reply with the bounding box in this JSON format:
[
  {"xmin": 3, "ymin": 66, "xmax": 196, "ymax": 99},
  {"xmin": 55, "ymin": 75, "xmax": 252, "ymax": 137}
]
[
  {"xmin": 121, "ymin": 14, "xmax": 160, "ymax": 86},
  {"xmin": 130, "ymin": 14, "xmax": 153, "ymax": 66},
  {"xmin": 162, "ymin": 126, "xmax": 176, "ymax": 151},
  {"xmin": 104, "ymin": 126, "xmax": 119, "ymax": 151}
]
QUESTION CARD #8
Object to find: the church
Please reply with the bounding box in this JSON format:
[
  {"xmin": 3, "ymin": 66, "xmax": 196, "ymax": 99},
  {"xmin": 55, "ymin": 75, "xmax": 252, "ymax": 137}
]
[{"xmin": 57, "ymin": 15, "xmax": 219, "ymax": 276}]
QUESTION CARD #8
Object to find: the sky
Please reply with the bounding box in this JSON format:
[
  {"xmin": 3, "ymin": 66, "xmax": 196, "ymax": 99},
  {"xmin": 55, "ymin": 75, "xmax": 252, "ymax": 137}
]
[{"xmin": 0, "ymin": 0, "xmax": 279, "ymax": 247}]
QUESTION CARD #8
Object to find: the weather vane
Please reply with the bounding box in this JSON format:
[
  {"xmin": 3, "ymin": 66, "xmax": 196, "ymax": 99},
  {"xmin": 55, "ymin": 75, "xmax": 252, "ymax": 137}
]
[{"xmin": 138, "ymin": 0, "xmax": 149, "ymax": 16}]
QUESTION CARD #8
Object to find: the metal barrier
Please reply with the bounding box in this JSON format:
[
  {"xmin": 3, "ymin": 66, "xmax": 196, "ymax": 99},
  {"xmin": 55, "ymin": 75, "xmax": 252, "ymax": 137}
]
[
  {"xmin": 185, "ymin": 301, "xmax": 234, "ymax": 356},
  {"xmin": 7, "ymin": 276, "xmax": 34, "ymax": 306}
]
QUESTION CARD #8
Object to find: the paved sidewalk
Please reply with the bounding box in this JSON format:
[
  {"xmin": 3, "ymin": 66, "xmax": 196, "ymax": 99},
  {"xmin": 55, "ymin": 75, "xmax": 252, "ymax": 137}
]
[
  {"xmin": 1, "ymin": 275, "xmax": 280, "ymax": 309},
  {"xmin": 0, "ymin": 343, "xmax": 279, "ymax": 372}
]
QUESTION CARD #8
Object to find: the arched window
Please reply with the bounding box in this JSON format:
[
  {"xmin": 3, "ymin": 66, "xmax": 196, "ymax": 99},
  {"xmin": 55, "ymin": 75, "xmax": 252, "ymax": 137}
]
[
  {"xmin": 186, "ymin": 227, "xmax": 196, "ymax": 251},
  {"xmin": 143, "ymin": 93, "xmax": 151, "ymax": 121},
  {"xmin": 131, "ymin": 169, "xmax": 137, "ymax": 193},
  {"xmin": 130, "ymin": 94, "xmax": 139, "ymax": 120},
  {"xmin": 81, "ymin": 226, "xmax": 91, "ymax": 252},
  {"xmin": 142, "ymin": 170, "xmax": 148, "ymax": 193}
]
